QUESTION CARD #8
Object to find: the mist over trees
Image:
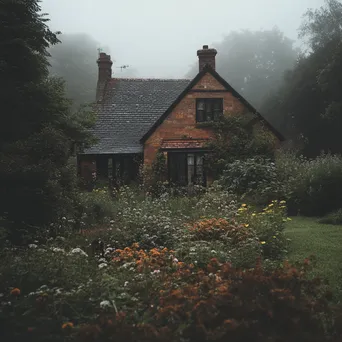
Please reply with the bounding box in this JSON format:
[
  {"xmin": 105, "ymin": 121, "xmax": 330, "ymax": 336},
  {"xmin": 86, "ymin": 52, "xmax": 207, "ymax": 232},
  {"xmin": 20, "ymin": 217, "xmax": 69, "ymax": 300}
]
[
  {"xmin": 48, "ymin": 34, "xmax": 138, "ymax": 108},
  {"xmin": 262, "ymin": 0, "xmax": 342, "ymax": 156},
  {"xmin": 187, "ymin": 28, "xmax": 299, "ymax": 117}
]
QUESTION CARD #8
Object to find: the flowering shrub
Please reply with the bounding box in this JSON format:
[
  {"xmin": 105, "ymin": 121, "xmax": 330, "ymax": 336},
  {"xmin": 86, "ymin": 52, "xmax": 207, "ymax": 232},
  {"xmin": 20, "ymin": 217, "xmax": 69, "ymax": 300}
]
[
  {"xmin": 235, "ymin": 200, "xmax": 289, "ymax": 260},
  {"xmin": 76, "ymin": 258, "xmax": 342, "ymax": 342}
]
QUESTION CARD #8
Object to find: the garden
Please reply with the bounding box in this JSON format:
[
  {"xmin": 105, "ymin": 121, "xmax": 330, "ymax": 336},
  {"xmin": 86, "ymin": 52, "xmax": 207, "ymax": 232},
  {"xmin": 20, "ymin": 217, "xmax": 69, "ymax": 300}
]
[{"xmin": 1, "ymin": 151, "xmax": 342, "ymax": 342}]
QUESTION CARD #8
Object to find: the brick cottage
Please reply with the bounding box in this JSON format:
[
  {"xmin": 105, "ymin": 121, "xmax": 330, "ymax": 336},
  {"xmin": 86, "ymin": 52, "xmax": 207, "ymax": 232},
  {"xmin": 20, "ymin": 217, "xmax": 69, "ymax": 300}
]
[{"xmin": 78, "ymin": 45, "xmax": 284, "ymax": 186}]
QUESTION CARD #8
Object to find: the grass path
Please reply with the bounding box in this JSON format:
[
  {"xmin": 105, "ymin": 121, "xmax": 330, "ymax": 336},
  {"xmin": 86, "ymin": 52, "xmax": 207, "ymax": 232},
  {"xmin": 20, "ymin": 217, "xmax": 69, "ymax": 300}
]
[{"xmin": 285, "ymin": 216, "xmax": 342, "ymax": 299}]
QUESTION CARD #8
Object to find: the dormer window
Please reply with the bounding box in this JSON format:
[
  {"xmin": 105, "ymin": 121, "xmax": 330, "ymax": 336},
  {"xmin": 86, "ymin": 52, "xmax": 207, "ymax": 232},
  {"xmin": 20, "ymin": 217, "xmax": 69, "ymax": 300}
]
[{"xmin": 196, "ymin": 98, "xmax": 223, "ymax": 122}]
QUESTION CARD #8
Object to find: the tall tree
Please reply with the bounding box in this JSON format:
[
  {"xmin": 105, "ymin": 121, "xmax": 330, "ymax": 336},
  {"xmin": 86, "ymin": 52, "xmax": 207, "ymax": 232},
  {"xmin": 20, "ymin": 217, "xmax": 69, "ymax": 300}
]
[
  {"xmin": 262, "ymin": 0, "xmax": 342, "ymax": 156},
  {"xmin": 0, "ymin": 0, "xmax": 95, "ymax": 241},
  {"xmin": 48, "ymin": 33, "xmax": 99, "ymax": 108},
  {"xmin": 187, "ymin": 28, "xmax": 299, "ymax": 117}
]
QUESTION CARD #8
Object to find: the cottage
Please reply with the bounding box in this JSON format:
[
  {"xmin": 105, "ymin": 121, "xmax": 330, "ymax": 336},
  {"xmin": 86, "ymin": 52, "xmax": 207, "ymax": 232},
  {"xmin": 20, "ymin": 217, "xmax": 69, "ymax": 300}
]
[{"xmin": 78, "ymin": 45, "xmax": 284, "ymax": 186}]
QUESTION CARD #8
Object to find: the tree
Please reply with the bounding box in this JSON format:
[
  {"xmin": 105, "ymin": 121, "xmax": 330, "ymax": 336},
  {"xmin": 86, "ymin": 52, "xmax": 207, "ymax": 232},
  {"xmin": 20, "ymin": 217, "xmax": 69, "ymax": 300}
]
[
  {"xmin": 0, "ymin": 0, "xmax": 95, "ymax": 241},
  {"xmin": 48, "ymin": 33, "xmax": 99, "ymax": 108},
  {"xmin": 187, "ymin": 28, "xmax": 299, "ymax": 117},
  {"xmin": 262, "ymin": 0, "xmax": 342, "ymax": 156}
]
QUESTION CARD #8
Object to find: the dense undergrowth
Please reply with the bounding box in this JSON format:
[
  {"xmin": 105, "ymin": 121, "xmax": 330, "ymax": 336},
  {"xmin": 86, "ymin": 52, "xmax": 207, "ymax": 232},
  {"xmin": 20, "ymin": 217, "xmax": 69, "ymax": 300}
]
[{"xmin": 1, "ymin": 183, "xmax": 342, "ymax": 342}]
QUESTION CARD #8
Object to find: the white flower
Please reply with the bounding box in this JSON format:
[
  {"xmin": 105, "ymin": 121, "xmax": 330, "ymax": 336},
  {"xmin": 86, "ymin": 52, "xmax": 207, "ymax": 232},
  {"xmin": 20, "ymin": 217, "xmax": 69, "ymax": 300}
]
[
  {"xmin": 151, "ymin": 269, "xmax": 160, "ymax": 275},
  {"xmin": 51, "ymin": 247, "xmax": 65, "ymax": 253},
  {"xmin": 29, "ymin": 244, "xmax": 38, "ymax": 249},
  {"xmin": 124, "ymin": 281, "xmax": 129, "ymax": 287},
  {"xmin": 70, "ymin": 248, "xmax": 88, "ymax": 257},
  {"xmin": 98, "ymin": 263, "xmax": 108, "ymax": 269},
  {"xmin": 100, "ymin": 300, "xmax": 112, "ymax": 309},
  {"xmin": 173, "ymin": 258, "xmax": 179, "ymax": 263},
  {"xmin": 98, "ymin": 258, "xmax": 106, "ymax": 263}
]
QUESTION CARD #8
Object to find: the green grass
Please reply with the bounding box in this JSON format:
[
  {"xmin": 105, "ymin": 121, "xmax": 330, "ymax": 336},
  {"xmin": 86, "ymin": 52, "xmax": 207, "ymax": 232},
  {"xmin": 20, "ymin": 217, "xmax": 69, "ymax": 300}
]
[{"xmin": 285, "ymin": 216, "xmax": 342, "ymax": 300}]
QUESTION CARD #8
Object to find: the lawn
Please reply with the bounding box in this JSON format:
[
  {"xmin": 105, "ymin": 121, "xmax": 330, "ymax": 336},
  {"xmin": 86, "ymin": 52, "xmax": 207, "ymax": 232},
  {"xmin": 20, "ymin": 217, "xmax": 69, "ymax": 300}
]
[{"xmin": 285, "ymin": 216, "xmax": 342, "ymax": 300}]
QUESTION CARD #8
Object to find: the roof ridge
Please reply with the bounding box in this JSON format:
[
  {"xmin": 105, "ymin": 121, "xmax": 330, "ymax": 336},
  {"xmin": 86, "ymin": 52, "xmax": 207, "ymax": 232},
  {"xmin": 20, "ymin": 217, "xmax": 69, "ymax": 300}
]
[{"xmin": 110, "ymin": 77, "xmax": 191, "ymax": 82}]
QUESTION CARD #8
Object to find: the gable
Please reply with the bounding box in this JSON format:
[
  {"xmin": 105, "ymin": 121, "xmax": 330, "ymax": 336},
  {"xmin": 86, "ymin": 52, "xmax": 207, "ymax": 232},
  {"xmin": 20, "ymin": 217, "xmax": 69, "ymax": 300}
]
[{"xmin": 141, "ymin": 66, "xmax": 284, "ymax": 143}]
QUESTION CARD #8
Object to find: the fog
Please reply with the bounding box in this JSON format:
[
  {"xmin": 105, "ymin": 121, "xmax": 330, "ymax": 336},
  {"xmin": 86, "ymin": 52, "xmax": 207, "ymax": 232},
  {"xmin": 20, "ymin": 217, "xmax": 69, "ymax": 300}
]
[{"xmin": 42, "ymin": 0, "xmax": 325, "ymax": 78}]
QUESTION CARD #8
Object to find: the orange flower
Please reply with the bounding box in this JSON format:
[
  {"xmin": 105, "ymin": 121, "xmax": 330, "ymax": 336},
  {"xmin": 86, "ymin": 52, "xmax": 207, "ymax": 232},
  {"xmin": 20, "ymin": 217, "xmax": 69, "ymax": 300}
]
[
  {"xmin": 10, "ymin": 288, "xmax": 20, "ymax": 296},
  {"xmin": 62, "ymin": 322, "xmax": 74, "ymax": 329}
]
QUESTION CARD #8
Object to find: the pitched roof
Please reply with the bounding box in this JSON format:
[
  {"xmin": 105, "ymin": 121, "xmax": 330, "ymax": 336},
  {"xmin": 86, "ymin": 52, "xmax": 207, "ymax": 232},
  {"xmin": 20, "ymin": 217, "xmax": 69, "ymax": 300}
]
[
  {"xmin": 141, "ymin": 65, "xmax": 285, "ymax": 142},
  {"xmin": 84, "ymin": 78, "xmax": 191, "ymax": 154}
]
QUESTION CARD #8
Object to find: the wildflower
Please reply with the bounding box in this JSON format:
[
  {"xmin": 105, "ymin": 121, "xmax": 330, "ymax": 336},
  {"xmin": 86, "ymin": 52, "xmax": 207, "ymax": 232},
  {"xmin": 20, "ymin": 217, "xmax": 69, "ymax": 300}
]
[
  {"xmin": 61, "ymin": 322, "xmax": 74, "ymax": 329},
  {"xmin": 28, "ymin": 244, "xmax": 38, "ymax": 249},
  {"xmin": 280, "ymin": 200, "xmax": 286, "ymax": 204},
  {"xmin": 151, "ymin": 269, "xmax": 161, "ymax": 275},
  {"xmin": 260, "ymin": 241, "xmax": 266, "ymax": 245},
  {"xmin": 10, "ymin": 288, "xmax": 20, "ymax": 296},
  {"xmin": 100, "ymin": 300, "xmax": 112, "ymax": 309},
  {"xmin": 252, "ymin": 213, "xmax": 256, "ymax": 217},
  {"xmin": 124, "ymin": 281, "xmax": 129, "ymax": 287},
  {"xmin": 244, "ymin": 224, "xmax": 249, "ymax": 228},
  {"xmin": 241, "ymin": 204, "xmax": 247, "ymax": 207},
  {"xmin": 98, "ymin": 263, "xmax": 108, "ymax": 269},
  {"xmin": 70, "ymin": 248, "xmax": 88, "ymax": 257},
  {"xmin": 268, "ymin": 203, "xmax": 274, "ymax": 207}
]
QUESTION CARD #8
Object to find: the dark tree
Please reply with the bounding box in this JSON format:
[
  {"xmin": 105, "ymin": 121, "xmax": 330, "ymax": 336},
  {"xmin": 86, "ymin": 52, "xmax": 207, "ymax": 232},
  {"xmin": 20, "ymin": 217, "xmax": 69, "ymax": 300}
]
[
  {"xmin": 0, "ymin": 0, "xmax": 95, "ymax": 241},
  {"xmin": 262, "ymin": 0, "xmax": 342, "ymax": 156}
]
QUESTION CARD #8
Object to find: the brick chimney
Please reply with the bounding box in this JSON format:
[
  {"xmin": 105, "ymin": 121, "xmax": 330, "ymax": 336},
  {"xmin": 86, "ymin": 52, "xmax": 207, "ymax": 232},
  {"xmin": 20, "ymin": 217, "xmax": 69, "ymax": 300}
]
[
  {"xmin": 96, "ymin": 52, "xmax": 113, "ymax": 102},
  {"xmin": 197, "ymin": 45, "xmax": 217, "ymax": 72}
]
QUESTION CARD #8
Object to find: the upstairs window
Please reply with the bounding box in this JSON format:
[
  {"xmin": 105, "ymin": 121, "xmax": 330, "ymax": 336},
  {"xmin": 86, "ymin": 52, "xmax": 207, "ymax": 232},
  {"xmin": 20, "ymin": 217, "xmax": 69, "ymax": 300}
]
[{"xmin": 196, "ymin": 98, "xmax": 223, "ymax": 122}]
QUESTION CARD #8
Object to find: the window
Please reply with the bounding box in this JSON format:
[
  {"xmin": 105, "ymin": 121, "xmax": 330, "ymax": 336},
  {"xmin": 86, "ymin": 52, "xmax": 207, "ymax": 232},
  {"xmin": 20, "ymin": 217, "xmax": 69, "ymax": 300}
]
[
  {"xmin": 196, "ymin": 98, "xmax": 223, "ymax": 122},
  {"xmin": 168, "ymin": 152, "xmax": 206, "ymax": 186}
]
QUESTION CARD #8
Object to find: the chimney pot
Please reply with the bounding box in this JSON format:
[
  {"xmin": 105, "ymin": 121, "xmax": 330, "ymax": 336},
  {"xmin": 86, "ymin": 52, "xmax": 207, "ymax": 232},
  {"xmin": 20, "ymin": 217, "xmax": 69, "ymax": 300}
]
[
  {"xmin": 96, "ymin": 52, "xmax": 113, "ymax": 101},
  {"xmin": 197, "ymin": 45, "xmax": 217, "ymax": 72}
]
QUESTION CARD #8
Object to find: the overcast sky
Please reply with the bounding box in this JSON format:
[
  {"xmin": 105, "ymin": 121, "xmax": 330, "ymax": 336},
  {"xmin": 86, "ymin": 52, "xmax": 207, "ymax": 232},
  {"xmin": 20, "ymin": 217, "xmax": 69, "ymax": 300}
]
[{"xmin": 41, "ymin": 0, "xmax": 326, "ymax": 78}]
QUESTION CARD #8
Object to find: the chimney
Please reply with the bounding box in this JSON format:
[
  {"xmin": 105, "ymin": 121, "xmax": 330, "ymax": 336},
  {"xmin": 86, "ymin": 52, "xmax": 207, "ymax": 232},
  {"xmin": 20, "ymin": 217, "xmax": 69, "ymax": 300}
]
[
  {"xmin": 197, "ymin": 45, "xmax": 217, "ymax": 72},
  {"xmin": 96, "ymin": 52, "xmax": 113, "ymax": 102}
]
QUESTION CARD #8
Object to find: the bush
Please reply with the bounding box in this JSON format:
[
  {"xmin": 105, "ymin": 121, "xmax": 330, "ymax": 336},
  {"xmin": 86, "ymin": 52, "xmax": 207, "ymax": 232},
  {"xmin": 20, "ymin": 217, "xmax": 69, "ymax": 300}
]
[
  {"xmin": 234, "ymin": 201, "xmax": 289, "ymax": 260},
  {"xmin": 76, "ymin": 258, "xmax": 342, "ymax": 342},
  {"xmin": 219, "ymin": 157, "xmax": 285, "ymax": 205},
  {"xmin": 319, "ymin": 208, "xmax": 342, "ymax": 225},
  {"xmin": 277, "ymin": 152, "xmax": 342, "ymax": 216},
  {"xmin": 77, "ymin": 188, "xmax": 115, "ymax": 227}
]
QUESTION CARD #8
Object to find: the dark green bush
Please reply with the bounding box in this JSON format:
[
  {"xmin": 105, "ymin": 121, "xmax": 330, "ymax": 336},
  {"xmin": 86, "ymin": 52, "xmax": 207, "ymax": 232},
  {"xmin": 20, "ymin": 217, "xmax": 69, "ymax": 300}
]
[
  {"xmin": 219, "ymin": 157, "xmax": 285, "ymax": 204},
  {"xmin": 319, "ymin": 208, "xmax": 342, "ymax": 225},
  {"xmin": 277, "ymin": 152, "xmax": 342, "ymax": 216}
]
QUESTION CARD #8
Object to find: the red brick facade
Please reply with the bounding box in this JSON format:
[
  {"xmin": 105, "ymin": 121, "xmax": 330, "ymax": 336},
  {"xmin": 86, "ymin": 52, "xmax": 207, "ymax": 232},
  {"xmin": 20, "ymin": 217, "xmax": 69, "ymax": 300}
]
[{"xmin": 143, "ymin": 71, "xmax": 262, "ymax": 169}]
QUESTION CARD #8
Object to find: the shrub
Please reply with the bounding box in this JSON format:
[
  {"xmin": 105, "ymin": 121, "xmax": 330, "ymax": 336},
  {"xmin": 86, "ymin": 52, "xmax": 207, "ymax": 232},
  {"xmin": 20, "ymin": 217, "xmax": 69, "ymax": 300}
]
[
  {"xmin": 319, "ymin": 208, "xmax": 342, "ymax": 225},
  {"xmin": 76, "ymin": 258, "xmax": 342, "ymax": 342},
  {"xmin": 277, "ymin": 152, "xmax": 342, "ymax": 216},
  {"xmin": 219, "ymin": 157, "xmax": 285, "ymax": 205},
  {"xmin": 77, "ymin": 188, "xmax": 115, "ymax": 227},
  {"xmin": 235, "ymin": 201, "xmax": 289, "ymax": 260}
]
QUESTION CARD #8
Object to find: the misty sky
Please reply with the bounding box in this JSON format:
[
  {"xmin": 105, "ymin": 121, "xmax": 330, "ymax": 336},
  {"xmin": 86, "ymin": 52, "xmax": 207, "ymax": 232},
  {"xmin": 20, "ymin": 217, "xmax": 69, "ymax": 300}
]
[{"xmin": 42, "ymin": 0, "xmax": 326, "ymax": 78}]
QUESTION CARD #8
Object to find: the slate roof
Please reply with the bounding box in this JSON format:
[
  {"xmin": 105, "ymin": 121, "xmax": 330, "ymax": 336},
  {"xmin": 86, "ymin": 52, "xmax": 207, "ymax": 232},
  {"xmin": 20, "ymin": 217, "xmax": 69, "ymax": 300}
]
[{"xmin": 83, "ymin": 78, "xmax": 191, "ymax": 154}]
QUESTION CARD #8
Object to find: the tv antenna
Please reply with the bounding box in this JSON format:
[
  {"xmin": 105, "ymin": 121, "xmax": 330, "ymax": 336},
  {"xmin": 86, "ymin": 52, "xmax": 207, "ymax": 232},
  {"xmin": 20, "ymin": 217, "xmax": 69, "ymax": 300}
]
[{"xmin": 117, "ymin": 65, "xmax": 130, "ymax": 72}]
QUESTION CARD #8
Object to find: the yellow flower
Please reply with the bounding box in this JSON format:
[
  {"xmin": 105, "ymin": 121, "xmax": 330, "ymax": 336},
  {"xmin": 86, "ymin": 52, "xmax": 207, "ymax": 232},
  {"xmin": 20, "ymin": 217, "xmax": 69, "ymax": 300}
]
[
  {"xmin": 252, "ymin": 213, "xmax": 256, "ymax": 217},
  {"xmin": 268, "ymin": 203, "xmax": 274, "ymax": 207},
  {"xmin": 260, "ymin": 241, "xmax": 266, "ymax": 245},
  {"xmin": 244, "ymin": 224, "xmax": 249, "ymax": 228},
  {"xmin": 241, "ymin": 204, "xmax": 247, "ymax": 207},
  {"xmin": 62, "ymin": 322, "xmax": 74, "ymax": 329}
]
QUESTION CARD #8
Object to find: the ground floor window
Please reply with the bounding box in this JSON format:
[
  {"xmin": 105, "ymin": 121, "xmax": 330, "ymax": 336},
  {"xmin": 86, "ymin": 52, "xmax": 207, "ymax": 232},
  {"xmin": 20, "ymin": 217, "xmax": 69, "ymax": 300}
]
[{"xmin": 168, "ymin": 152, "xmax": 206, "ymax": 186}]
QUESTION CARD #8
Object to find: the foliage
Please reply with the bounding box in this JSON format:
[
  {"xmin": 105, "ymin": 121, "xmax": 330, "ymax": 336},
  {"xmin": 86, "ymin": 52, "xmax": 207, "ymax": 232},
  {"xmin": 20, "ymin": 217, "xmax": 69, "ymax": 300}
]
[
  {"xmin": 187, "ymin": 27, "xmax": 299, "ymax": 114},
  {"xmin": 235, "ymin": 201, "xmax": 289, "ymax": 260},
  {"xmin": 76, "ymin": 258, "xmax": 341, "ymax": 342},
  {"xmin": 262, "ymin": 0, "xmax": 342, "ymax": 156},
  {"xmin": 276, "ymin": 152, "xmax": 342, "ymax": 216},
  {"xmin": 0, "ymin": 0, "xmax": 95, "ymax": 241},
  {"xmin": 202, "ymin": 115, "xmax": 277, "ymax": 178},
  {"xmin": 219, "ymin": 157, "xmax": 285, "ymax": 204},
  {"xmin": 319, "ymin": 208, "xmax": 342, "ymax": 225}
]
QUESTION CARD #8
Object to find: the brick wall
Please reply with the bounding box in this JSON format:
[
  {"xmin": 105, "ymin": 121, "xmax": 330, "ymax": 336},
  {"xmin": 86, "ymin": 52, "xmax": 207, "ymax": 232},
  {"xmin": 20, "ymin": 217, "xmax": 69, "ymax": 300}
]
[{"xmin": 144, "ymin": 71, "xmax": 250, "ymax": 168}]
